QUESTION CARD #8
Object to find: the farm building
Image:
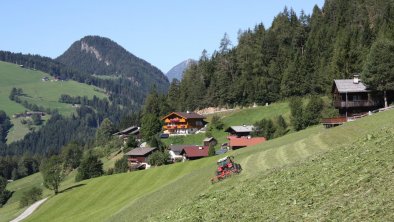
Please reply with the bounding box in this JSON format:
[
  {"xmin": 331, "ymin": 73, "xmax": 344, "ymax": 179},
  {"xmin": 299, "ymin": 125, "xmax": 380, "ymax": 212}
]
[
  {"xmin": 124, "ymin": 147, "xmax": 157, "ymax": 168},
  {"xmin": 168, "ymin": 144, "xmax": 189, "ymax": 162},
  {"xmin": 225, "ymin": 125, "xmax": 254, "ymax": 137},
  {"xmin": 13, "ymin": 111, "xmax": 46, "ymax": 118},
  {"xmin": 332, "ymin": 75, "xmax": 382, "ymax": 116},
  {"xmin": 113, "ymin": 126, "xmax": 140, "ymax": 139},
  {"xmin": 162, "ymin": 111, "xmax": 206, "ymax": 135},
  {"xmin": 203, "ymin": 137, "xmax": 217, "ymax": 147},
  {"xmin": 227, "ymin": 136, "xmax": 266, "ymax": 150},
  {"xmin": 180, "ymin": 145, "xmax": 209, "ymax": 160}
]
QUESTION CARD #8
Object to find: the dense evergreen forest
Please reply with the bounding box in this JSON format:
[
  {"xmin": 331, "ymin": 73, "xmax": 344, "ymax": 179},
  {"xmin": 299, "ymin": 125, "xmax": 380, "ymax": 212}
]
[{"xmin": 171, "ymin": 0, "xmax": 394, "ymax": 111}]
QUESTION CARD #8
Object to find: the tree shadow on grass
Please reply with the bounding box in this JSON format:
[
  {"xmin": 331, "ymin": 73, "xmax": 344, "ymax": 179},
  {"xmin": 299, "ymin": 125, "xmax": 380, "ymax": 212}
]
[{"xmin": 59, "ymin": 184, "xmax": 86, "ymax": 194}]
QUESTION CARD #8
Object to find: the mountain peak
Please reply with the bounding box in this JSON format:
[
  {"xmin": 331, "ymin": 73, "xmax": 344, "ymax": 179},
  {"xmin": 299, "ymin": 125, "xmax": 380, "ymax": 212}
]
[
  {"xmin": 166, "ymin": 59, "xmax": 196, "ymax": 81},
  {"xmin": 56, "ymin": 35, "xmax": 169, "ymax": 92}
]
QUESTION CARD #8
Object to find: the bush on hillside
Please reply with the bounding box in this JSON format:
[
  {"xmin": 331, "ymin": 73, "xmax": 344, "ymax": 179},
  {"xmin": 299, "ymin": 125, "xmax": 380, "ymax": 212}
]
[
  {"xmin": 210, "ymin": 115, "xmax": 224, "ymax": 130},
  {"xmin": 76, "ymin": 153, "xmax": 103, "ymax": 182},
  {"xmin": 148, "ymin": 151, "xmax": 169, "ymax": 166},
  {"xmin": 253, "ymin": 118, "xmax": 276, "ymax": 139},
  {"xmin": 19, "ymin": 187, "xmax": 42, "ymax": 208},
  {"xmin": 0, "ymin": 176, "xmax": 12, "ymax": 207},
  {"xmin": 114, "ymin": 157, "xmax": 129, "ymax": 174}
]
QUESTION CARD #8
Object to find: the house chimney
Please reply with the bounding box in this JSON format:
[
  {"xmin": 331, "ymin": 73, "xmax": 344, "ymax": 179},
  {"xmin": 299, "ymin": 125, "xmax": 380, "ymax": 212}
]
[{"xmin": 353, "ymin": 74, "xmax": 360, "ymax": 84}]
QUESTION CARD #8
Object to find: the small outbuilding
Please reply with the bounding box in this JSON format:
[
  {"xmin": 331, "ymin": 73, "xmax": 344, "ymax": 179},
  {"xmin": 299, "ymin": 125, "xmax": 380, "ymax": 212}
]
[
  {"xmin": 225, "ymin": 125, "xmax": 254, "ymax": 137},
  {"xmin": 203, "ymin": 137, "xmax": 217, "ymax": 147}
]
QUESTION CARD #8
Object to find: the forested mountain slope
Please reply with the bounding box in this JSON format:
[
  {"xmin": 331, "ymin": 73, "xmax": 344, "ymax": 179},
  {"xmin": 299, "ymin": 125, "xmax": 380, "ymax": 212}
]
[
  {"xmin": 56, "ymin": 35, "xmax": 169, "ymax": 94},
  {"xmin": 173, "ymin": 0, "xmax": 394, "ymax": 111}
]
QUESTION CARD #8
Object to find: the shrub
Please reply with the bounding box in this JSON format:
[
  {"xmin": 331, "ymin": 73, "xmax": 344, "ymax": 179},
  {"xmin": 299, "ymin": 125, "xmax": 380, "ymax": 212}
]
[
  {"xmin": 19, "ymin": 187, "xmax": 42, "ymax": 208},
  {"xmin": 114, "ymin": 157, "xmax": 129, "ymax": 174},
  {"xmin": 148, "ymin": 151, "xmax": 169, "ymax": 166},
  {"xmin": 76, "ymin": 154, "xmax": 103, "ymax": 182},
  {"xmin": 0, "ymin": 176, "xmax": 12, "ymax": 207},
  {"xmin": 211, "ymin": 115, "xmax": 224, "ymax": 130}
]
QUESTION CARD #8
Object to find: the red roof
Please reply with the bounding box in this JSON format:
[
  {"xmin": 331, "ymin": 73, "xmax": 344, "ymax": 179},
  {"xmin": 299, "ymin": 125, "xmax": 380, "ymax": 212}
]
[
  {"xmin": 228, "ymin": 136, "xmax": 266, "ymax": 148},
  {"xmin": 181, "ymin": 145, "xmax": 209, "ymax": 158}
]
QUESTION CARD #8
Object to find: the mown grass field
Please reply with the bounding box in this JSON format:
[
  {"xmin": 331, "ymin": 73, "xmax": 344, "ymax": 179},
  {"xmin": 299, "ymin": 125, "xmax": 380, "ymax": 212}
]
[
  {"xmin": 0, "ymin": 61, "xmax": 106, "ymax": 143},
  {"xmin": 0, "ymin": 153, "xmax": 121, "ymax": 222},
  {"xmin": 16, "ymin": 107, "xmax": 394, "ymax": 221}
]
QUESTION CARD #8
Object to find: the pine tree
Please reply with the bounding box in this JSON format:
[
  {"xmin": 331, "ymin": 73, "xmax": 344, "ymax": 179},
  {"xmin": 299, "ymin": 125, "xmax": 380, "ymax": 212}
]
[
  {"xmin": 363, "ymin": 38, "xmax": 394, "ymax": 107},
  {"xmin": 289, "ymin": 97, "xmax": 305, "ymax": 131},
  {"xmin": 95, "ymin": 118, "xmax": 116, "ymax": 146}
]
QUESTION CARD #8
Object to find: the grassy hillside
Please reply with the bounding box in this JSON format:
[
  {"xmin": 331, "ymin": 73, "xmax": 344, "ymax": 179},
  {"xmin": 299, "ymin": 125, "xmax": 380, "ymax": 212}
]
[
  {"xmin": 0, "ymin": 61, "xmax": 106, "ymax": 143},
  {"xmin": 163, "ymin": 101, "xmax": 290, "ymax": 147},
  {"xmin": 0, "ymin": 153, "xmax": 120, "ymax": 222},
  {"xmin": 19, "ymin": 108, "xmax": 394, "ymax": 221}
]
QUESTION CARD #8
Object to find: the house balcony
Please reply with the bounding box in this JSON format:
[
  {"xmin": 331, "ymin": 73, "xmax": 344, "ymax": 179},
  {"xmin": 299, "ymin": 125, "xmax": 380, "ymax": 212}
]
[
  {"xmin": 163, "ymin": 124, "xmax": 189, "ymax": 130},
  {"xmin": 334, "ymin": 100, "xmax": 380, "ymax": 108}
]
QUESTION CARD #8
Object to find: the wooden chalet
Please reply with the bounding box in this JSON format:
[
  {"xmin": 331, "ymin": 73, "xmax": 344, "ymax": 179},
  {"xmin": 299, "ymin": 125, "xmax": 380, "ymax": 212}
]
[
  {"xmin": 124, "ymin": 147, "xmax": 157, "ymax": 165},
  {"xmin": 162, "ymin": 112, "xmax": 206, "ymax": 135},
  {"xmin": 332, "ymin": 75, "xmax": 381, "ymax": 116},
  {"xmin": 225, "ymin": 125, "xmax": 254, "ymax": 137}
]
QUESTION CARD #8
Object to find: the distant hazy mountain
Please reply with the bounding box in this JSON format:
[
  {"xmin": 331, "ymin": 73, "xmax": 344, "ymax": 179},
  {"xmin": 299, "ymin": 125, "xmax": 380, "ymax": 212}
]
[
  {"xmin": 166, "ymin": 59, "xmax": 196, "ymax": 81},
  {"xmin": 56, "ymin": 35, "xmax": 169, "ymax": 93}
]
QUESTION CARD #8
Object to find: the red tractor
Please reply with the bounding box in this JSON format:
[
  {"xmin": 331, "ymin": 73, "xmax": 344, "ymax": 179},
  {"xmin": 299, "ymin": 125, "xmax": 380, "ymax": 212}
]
[{"xmin": 211, "ymin": 156, "xmax": 242, "ymax": 184}]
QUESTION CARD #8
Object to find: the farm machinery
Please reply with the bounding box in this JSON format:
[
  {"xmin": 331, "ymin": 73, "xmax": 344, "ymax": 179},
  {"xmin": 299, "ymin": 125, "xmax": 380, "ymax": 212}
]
[{"xmin": 211, "ymin": 156, "xmax": 242, "ymax": 184}]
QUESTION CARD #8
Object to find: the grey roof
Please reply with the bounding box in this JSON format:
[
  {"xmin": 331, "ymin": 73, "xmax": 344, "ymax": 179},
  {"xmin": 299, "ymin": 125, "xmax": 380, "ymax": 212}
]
[
  {"xmin": 113, "ymin": 126, "xmax": 140, "ymax": 136},
  {"xmin": 124, "ymin": 147, "xmax": 157, "ymax": 156},
  {"xmin": 334, "ymin": 80, "xmax": 369, "ymax": 93},
  {"xmin": 225, "ymin": 125, "xmax": 254, "ymax": 133},
  {"xmin": 203, "ymin": 137, "xmax": 216, "ymax": 142},
  {"xmin": 169, "ymin": 144, "xmax": 193, "ymax": 155}
]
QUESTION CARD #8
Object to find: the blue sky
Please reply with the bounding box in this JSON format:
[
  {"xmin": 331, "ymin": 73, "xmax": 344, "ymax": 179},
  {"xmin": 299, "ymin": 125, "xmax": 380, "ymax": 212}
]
[{"xmin": 0, "ymin": 1, "xmax": 324, "ymax": 73}]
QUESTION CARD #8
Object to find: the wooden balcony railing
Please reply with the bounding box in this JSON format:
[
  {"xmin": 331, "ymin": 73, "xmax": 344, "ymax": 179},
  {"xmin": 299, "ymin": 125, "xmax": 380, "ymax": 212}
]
[{"xmin": 333, "ymin": 100, "xmax": 380, "ymax": 108}]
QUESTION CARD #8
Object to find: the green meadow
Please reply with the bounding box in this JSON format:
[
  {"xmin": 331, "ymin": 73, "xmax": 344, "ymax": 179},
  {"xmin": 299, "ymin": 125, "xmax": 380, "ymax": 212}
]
[
  {"xmin": 0, "ymin": 61, "xmax": 106, "ymax": 143},
  {"xmin": 2, "ymin": 104, "xmax": 390, "ymax": 221},
  {"xmin": 163, "ymin": 101, "xmax": 290, "ymax": 147}
]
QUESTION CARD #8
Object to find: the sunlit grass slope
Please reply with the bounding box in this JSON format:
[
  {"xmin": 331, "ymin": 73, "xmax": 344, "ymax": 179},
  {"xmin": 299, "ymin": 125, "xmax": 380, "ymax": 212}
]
[
  {"xmin": 0, "ymin": 153, "xmax": 119, "ymax": 222},
  {"xmin": 163, "ymin": 101, "xmax": 290, "ymax": 147},
  {"xmin": 0, "ymin": 61, "xmax": 106, "ymax": 143},
  {"xmin": 0, "ymin": 61, "xmax": 106, "ymax": 116},
  {"xmin": 24, "ymin": 108, "xmax": 394, "ymax": 221}
]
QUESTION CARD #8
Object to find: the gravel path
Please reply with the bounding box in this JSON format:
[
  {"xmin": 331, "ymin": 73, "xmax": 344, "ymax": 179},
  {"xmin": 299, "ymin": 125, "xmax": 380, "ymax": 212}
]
[{"xmin": 10, "ymin": 197, "xmax": 48, "ymax": 222}]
